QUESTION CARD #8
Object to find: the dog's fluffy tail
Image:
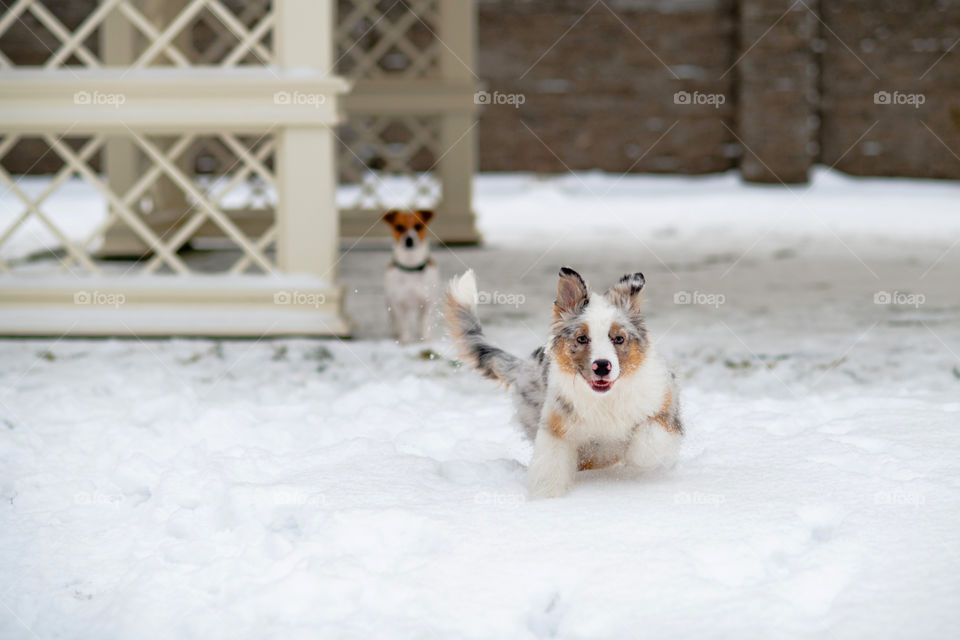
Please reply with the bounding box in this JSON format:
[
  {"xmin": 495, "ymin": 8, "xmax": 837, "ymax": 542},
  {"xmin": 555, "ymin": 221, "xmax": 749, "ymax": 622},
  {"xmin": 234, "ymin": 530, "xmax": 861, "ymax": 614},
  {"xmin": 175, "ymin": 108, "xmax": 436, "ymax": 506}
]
[{"xmin": 445, "ymin": 270, "xmax": 524, "ymax": 385}]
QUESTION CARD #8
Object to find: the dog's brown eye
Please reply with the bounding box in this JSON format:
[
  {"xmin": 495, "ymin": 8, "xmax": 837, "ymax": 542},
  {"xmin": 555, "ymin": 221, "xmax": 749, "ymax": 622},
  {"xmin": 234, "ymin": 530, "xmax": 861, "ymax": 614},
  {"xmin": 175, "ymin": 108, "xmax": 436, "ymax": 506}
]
[
  {"xmin": 576, "ymin": 335, "xmax": 589, "ymax": 345},
  {"xmin": 414, "ymin": 223, "xmax": 424, "ymax": 231},
  {"xmin": 394, "ymin": 225, "xmax": 405, "ymax": 233},
  {"xmin": 612, "ymin": 335, "xmax": 625, "ymax": 345}
]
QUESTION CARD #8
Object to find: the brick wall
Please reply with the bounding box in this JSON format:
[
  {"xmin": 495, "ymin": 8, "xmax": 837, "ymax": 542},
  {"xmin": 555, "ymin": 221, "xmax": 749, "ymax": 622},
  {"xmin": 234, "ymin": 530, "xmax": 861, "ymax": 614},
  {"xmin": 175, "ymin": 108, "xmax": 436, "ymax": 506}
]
[
  {"xmin": 736, "ymin": 0, "xmax": 818, "ymax": 183},
  {"xmin": 476, "ymin": 0, "xmax": 960, "ymax": 181},
  {"xmin": 2, "ymin": 0, "xmax": 958, "ymax": 181},
  {"xmin": 819, "ymin": 0, "xmax": 960, "ymax": 179},
  {"xmin": 476, "ymin": 0, "xmax": 738, "ymax": 175}
]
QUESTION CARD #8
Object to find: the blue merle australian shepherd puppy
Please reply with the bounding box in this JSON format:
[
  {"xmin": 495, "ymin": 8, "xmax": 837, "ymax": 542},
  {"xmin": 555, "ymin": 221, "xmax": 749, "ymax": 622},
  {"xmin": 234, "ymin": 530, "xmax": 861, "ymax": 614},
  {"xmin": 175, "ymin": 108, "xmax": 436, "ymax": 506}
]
[{"xmin": 445, "ymin": 267, "xmax": 683, "ymax": 499}]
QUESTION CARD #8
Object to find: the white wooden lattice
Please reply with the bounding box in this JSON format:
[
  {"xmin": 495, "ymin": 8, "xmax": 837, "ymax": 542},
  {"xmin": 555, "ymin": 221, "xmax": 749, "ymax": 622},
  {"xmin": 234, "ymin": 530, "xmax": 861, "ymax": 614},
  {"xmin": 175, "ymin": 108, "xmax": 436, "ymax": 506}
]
[
  {"xmin": 0, "ymin": 0, "xmax": 477, "ymax": 246},
  {"xmin": 335, "ymin": 0, "xmax": 439, "ymax": 79},
  {"xmin": 0, "ymin": 0, "xmax": 350, "ymax": 336},
  {"xmin": 0, "ymin": 0, "xmax": 274, "ymax": 69},
  {"xmin": 337, "ymin": 115, "xmax": 441, "ymax": 210},
  {"xmin": 0, "ymin": 131, "xmax": 278, "ymax": 274},
  {"xmin": 333, "ymin": 0, "xmax": 460, "ymax": 231},
  {"xmin": 0, "ymin": 1, "xmax": 476, "ymax": 333}
]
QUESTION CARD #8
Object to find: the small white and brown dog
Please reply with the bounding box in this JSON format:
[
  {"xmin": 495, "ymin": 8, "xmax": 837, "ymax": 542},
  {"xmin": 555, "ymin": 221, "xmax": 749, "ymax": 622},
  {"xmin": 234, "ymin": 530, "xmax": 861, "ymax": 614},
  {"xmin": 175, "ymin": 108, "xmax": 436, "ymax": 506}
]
[
  {"xmin": 445, "ymin": 267, "xmax": 683, "ymax": 499},
  {"xmin": 383, "ymin": 209, "xmax": 439, "ymax": 343}
]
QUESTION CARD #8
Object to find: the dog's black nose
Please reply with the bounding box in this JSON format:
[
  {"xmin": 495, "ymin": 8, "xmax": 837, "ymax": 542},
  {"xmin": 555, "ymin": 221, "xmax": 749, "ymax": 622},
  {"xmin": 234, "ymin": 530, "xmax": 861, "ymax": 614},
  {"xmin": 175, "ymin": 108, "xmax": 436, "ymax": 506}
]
[
  {"xmin": 404, "ymin": 236, "xmax": 415, "ymax": 248},
  {"xmin": 592, "ymin": 359, "xmax": 611, "ymax": 377}
]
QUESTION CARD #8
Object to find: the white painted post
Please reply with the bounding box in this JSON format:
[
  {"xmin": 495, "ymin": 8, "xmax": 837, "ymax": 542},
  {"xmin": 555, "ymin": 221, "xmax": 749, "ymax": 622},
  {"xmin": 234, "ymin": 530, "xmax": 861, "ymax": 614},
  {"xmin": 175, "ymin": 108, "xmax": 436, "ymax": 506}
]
[
  {"xmin": 146, "ymin": 0, "xmax": 193, "ymax": 233},
  {"xmin": 99, "ymin": 3, "xmax": 145, "ymax": 257},
  {"xmin": 436, "ymin": 0, "xmax": 480, "ymax": 244},
  {"xmin": 99, "ymin": 0, "xmax": 193, "ymax": 257},
  {"xmin": 275, "ymin": 0, "xmax": 339, "ymax": 279}
]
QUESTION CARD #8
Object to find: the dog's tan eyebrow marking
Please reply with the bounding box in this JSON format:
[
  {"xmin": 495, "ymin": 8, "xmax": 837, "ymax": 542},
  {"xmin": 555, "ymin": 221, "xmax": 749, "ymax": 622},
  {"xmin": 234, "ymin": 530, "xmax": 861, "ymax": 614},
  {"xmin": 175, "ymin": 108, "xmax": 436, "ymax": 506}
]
[
  {"xmin": 551, "ymin": 322, "xmax": 592, "ymax": 377},
  {"xmin": 613, "ymin": 321, "xmax": 647, "ymax": 377}
]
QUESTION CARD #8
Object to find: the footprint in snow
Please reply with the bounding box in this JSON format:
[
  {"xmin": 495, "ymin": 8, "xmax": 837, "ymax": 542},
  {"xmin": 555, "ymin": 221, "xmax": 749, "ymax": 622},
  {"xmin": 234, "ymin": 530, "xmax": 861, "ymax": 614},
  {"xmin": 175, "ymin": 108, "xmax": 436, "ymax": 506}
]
[{"xmin": 526, "ymin": 591, "xmax": 563, "ymax": 639}]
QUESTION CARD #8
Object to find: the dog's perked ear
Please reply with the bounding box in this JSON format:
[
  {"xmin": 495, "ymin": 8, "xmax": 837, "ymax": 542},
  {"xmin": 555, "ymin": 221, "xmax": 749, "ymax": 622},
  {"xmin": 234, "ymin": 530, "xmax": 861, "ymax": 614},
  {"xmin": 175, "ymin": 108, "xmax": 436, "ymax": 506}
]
[
  {"xmin": 382, "ymin": 210, "xmax": 400, "ymax": 225},
  {"xmin": 415, "ymin": 209, "xmax": 434, "ymax": 224},
  {"xmin": 606, "ymin": 272, "xmax": 645, "ymax": 313},
  {"xmin": 554, "ymin": 267, "xmax": 589, "ymax": 321}
]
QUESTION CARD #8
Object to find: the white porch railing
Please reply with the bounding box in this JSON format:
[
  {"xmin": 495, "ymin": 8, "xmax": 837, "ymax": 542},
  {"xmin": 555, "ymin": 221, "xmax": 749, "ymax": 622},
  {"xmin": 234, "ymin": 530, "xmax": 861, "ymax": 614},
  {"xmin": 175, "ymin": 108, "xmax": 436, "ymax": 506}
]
[{"xmin": 0, "ymin": 0, "xmax": 350, "ymax": 335}]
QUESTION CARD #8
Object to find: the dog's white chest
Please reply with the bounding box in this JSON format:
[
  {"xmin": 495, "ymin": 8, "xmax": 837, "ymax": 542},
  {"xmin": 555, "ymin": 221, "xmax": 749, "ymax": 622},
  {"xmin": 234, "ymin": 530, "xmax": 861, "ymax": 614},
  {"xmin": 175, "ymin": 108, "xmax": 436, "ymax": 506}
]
[{"xmin": 385, "ymin": 265, "xmax": 438, "ymax": 307}]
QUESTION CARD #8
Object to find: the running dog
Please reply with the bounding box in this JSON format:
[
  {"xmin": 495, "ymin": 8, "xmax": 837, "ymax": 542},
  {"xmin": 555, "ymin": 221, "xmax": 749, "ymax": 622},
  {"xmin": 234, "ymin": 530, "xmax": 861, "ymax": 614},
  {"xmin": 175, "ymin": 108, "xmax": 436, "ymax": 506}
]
[{"xmin": 445, "ymin": 267, "xmax": 683, "ymax": 499}]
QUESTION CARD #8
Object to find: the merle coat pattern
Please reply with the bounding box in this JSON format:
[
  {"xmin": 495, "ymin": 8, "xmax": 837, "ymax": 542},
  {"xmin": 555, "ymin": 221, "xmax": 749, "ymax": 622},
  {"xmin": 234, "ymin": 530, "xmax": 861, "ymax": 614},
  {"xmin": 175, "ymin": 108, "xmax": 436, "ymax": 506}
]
[{"xmin": 446, "ymin": 267, "xmax": 683, "ymax": 499}]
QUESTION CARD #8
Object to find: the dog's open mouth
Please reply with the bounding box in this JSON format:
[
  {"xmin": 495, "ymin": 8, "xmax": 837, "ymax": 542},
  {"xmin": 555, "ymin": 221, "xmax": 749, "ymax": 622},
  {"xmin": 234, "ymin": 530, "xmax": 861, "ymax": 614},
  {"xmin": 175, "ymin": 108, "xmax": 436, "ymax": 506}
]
[{"xmin": 588, "ymin": 379, "xmax": 614, "ymax": 393}]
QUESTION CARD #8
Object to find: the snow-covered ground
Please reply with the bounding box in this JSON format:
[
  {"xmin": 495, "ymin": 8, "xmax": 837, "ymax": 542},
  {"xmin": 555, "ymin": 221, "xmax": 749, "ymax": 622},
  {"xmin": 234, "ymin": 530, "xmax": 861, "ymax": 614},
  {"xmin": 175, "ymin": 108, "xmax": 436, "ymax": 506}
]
[{"xmin": 2, "ymin": 169, "xmax": 960, "ymax": 638}]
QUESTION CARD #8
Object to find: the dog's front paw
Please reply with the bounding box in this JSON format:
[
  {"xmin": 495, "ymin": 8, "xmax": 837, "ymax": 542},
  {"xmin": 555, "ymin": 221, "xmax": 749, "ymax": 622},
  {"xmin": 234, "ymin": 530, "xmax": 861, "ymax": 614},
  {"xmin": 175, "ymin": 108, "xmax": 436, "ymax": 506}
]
[
  {"xmin": 526, "ymin": 469, "xmax": 572, "ymax": 500},
  {"xmin": 626, "ymin": 422, "xmax": 682, "ymax": 473},
  {"xmin": 526, "ymin": 430, "xmax": 577, "ymax": 500}
]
